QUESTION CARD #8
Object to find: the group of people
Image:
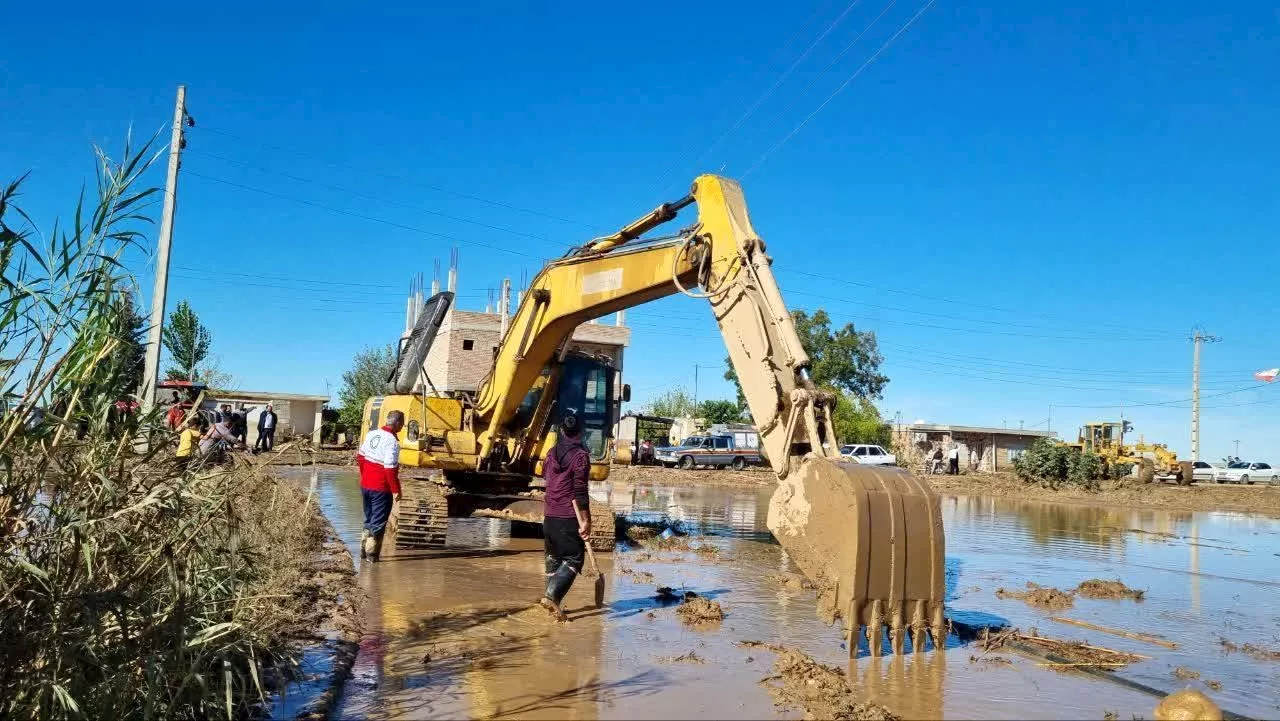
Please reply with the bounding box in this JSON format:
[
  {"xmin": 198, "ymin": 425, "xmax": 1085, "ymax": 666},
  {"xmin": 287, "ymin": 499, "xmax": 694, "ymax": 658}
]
[
  {"xmin": 928, "ymin": 445, "xmax": 963, "ymax": 475},
  {"xmin": 356, "ymin": 409, "xmax": 593, "ymax": 622},
  {"xmin": 170, "ymin": 392, "xmax": 280, "ymax": 465}
]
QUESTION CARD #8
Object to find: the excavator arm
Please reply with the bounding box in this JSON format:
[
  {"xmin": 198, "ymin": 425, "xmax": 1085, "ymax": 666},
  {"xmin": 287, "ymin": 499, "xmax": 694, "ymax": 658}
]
[{"xmin": 474, "ymin": 175, "xmax": 946, "ymax": 655}]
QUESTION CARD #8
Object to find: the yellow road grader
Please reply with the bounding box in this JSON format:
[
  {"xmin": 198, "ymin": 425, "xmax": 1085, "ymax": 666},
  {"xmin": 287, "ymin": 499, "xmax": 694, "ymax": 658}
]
[{"xmin": 1069, "ymin": 421, "xmax": 1193, "ymax": 485}]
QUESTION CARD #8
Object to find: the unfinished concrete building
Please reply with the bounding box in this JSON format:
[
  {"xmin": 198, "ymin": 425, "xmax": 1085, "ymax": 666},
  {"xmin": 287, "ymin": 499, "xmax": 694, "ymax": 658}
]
[{"xmin": 403, "ymin": 257, "xmax": 632, "ymax": 395}]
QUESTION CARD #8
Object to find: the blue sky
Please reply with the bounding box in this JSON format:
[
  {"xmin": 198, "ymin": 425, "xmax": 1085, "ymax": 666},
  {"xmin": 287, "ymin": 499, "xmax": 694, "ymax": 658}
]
[{"xmin": 4, "ymin": 0, "xmax": 1278, "ymax": 461}]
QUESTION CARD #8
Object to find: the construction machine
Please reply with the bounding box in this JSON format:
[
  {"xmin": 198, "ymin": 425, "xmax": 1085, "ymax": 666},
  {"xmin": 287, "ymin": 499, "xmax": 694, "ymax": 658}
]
[
  {"xmin": 1071, "ymin": 421, "xmax": 1193, "ymax": 485},
  {"xmin": 362, "ymin": 174, "xmax": 946, "ymax": 655}
]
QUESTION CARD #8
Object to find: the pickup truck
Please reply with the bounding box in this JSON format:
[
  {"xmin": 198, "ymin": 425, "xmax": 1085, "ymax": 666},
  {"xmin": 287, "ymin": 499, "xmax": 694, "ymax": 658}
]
[{"xmin": 654, "ymin": 434, "xmax": 761, "ymax": 471}]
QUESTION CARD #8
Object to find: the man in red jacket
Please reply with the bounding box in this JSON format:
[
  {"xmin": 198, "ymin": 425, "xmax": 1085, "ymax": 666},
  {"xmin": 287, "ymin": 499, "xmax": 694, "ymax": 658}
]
[
  {"xmin": 539, "ymin": 415, "xmax": 592, "ymax": 620},
  {"xmin": 357, "ymin": 410, "xmax": 404, "ymax": 562}
]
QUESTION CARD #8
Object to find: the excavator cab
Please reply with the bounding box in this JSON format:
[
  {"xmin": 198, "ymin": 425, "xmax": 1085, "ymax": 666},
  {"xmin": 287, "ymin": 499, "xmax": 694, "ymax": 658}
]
[{"xmin": 513, "ymin": 352, "xmax": 623, "ymax": 478}]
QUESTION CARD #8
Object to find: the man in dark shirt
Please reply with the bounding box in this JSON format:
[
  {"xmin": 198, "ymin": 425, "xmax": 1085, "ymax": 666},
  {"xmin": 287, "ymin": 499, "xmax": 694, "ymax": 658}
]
[{"xmin": 539, "ymin": 415, "xmax": 591, "ymax": 620}]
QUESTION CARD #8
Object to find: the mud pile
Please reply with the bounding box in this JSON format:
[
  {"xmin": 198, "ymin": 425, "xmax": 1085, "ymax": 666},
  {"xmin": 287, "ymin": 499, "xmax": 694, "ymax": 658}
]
[
  {"xmin": 981, "ymin": 628, "xmax": 1146, "ymax": 670},
  {"xmin": 676, "ymin": 597, "xmax": 724, "ymax": 625},
  {"xmin": 608, "ymin": 465, "xmax": 773, "ymax": 488},
  {"xmin": 996, "ymin": 583, "xmax": 1075, "ymax": 610},
  {"xmin": 1077, "ymin": 579, "xmax": 1145, "ymax": 601},
  {"xmin": 764, "ymin": 648, "xmax": 898, "ymax": 721}
]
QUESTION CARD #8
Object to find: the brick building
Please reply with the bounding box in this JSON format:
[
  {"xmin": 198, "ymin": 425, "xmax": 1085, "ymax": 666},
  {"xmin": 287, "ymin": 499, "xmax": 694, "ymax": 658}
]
[{"xmin": 892, "ymin": 423, "xmax": 1056, "ymax": 473}]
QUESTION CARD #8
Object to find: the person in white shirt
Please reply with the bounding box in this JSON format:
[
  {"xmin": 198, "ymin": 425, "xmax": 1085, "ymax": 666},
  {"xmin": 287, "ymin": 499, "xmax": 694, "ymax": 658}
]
[
  {"xmin": 256, "ymin": 404, "xmax": 278, "ymax": 452},
  {"xmin": 947, "ymin": 445, "xmax": 960, "ymax": 475}
]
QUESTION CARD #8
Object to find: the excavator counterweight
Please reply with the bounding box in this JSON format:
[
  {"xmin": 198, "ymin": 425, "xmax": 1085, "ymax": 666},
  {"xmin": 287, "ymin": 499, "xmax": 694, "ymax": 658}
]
[{"xmin": 364, "ymin": 174, "xmax": 947, "ymax": 655}]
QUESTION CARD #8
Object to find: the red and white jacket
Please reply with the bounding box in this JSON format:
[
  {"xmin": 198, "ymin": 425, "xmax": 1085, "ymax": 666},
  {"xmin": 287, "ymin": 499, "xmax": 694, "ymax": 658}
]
[{"xmin": 357, "ymin": 426, "xmax": 401, "ymax": 494}]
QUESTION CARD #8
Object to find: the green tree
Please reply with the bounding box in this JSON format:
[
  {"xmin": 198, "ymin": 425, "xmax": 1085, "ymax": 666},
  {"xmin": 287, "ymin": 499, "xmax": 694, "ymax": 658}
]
[
  {"xmin": 161, "ymin": 299, "xmax": 211, "ymax": 381},
  {"xmin": 337, "ymin": 344, "xmax": 397, "ymax": 430},
  {"xmin": 644, "ymin": 387, "xmax": 695, "ymax": 418},
  {"xmin": 831, "ymin": 392, "xmax": 891, "ymax": 446},
  {"xmin": 724, "ymin": 307, "xmax": 888, "ymax": 407},
  {"xmin": 99, "ymin": 290, "xmax": 146, "ymax": 399},
  {"xmin": 698, "ymin": 399, "xmax": 741, "ymax": 425}
]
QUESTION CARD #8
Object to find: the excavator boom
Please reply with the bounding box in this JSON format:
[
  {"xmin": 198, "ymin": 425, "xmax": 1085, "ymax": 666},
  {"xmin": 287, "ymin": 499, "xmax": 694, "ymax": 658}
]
[{"xmin": 469, "ymin": 175, "xmax": 946, "ymax": 655}]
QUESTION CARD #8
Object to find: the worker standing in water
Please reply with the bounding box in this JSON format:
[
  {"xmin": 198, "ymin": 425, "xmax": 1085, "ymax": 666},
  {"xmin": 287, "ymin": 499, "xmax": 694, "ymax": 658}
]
[
  {"xmin": 358, "ymin": 410, "xmax": 404, "ymax": 562},
  {"xmin": 539, "ymin": 415, "xmax": 591, "ymax": 620}
]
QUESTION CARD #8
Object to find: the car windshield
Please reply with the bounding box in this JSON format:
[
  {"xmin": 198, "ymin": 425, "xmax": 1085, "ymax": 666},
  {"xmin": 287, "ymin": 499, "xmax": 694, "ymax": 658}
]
[
  {"xmin": 681, "ymin": 437, "xmax": 704, "ymax": 447},
  {"xmin": 1228, "ymin": 462, "xmax": 1251, "ymax": 468},
  {"xmin": 840, "ymin": 446, "xmax": 854, "ymax": 454}
]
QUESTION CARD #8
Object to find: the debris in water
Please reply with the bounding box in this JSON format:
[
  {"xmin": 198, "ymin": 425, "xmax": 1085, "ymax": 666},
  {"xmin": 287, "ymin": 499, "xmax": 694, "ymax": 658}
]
[
  {"xmin": 676, "ymin": 597, "xmax": 724, "ymax": 626},
  {"xmin": 773, "ymin": 572, "xmax": 815, "ymax": 592},
  {"xmin": 1218, "ymin": 636, "xmax": 1280, "ymax": 662},
  {"xmin": 660, "ymin": 650, "xmax": 707, "ymax": 664},
  {"xmin": 692, "ymin": 543, "xmax": 720, "ymax": 557},
  {"xmin": 682, "ymin": 590, "xmax": 699, "ymax": 601},
  {"xmin": 969, "ymin": 654, "xmax": 1013, "ymax": 668},
  {"xmin": 1103, "ymin": 712, "xmax": 1118, "ymax": 721},
  {"xmin": 655, "ymin": 586, "xmax": 679, "ymax": 602},
  {"xmin": 1049, "ymin": 617, "xmax": 1177, "ymax": 649},
  {"xmin": 626, "ymin": 525, "xmax": 659, "ymax": 542},
  {"xmin": 761, "ymin": 647, "xmax": 899, "ymax": 721},
  {"xmin": 619, "ymin": 566, "xmax": 655, "ymax": 584},
  {"xmin": 1077, "ymin": 579, "xmax": 1145, "ymax": 601},
  {"xmin": 737, "ymin": 639, "xmax": 786, "ymax": 653},
  {"xmin": 1205, "ymin": 679, "xmax": 1222, "ymax": 691},
  {"xmin": 645, "ymin": 611, "xmax": 657, "ymax": 620},
  {"xmin": 1153, "ymin": 689, "xmax": 1223, "ymax": 721},
  {"xmin": 1172, "ymin": 666, "xmax": 1200, "ymax": 681},
  {"xmin": 981, "ymin": 627, "xmax": 1146, "ymax": 670},
  {"xmin": 996, "ymin": 583, "xmax": 1075, "ymax": 610}
]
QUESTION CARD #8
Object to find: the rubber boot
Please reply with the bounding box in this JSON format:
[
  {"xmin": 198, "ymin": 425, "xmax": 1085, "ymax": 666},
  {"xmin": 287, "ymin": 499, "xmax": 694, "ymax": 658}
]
[
  {"xmin": 367, "ymin": 531, "xmax": 385, "ymax": 562},
  {"xmin": 359, "ymin": 530, "xmax": 370, "ymax": 560},
  {"xmin": 544, "ymin": 561, "xmax": 577, "ymax": 606}
]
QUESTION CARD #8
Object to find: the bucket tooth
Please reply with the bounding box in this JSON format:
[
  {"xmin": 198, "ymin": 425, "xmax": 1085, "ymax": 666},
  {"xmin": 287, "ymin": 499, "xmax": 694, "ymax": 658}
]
[
  {"xmin": 930, "ymin": 604, "xmax": 947, "ymax": 651},
  {"xmin": 889, "ymin": 601, "xmax": 906, "ymax": 655},
  {"xmin": 867, "ymin": 599, "xmax": 884, "ymax": 657},
  {"xmin": 910, "ymin": 600, "xmax": 927, "ymax": 653}
]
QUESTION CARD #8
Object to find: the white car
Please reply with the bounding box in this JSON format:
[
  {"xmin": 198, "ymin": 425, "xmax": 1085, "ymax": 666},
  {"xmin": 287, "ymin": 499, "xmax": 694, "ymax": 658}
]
[
  {"xmin": 1214, "ymin": 461, "xmax": 1278, "ymax": 485},
  {"xmin": 840, "ymin": 444, "xmax": 897, "ymax": 466},
  {"xmin": 1191, "ymin": 460, "xmax": 1218, "ymax": 483}
]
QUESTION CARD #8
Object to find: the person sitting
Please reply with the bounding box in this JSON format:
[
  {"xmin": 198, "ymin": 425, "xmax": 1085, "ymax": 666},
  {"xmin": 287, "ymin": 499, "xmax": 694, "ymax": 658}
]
[
  {"xmin": 929, "ymin": 447, "xmax": 944, "ymax": 474},
  {"xmin": 200, "ymin": 415, "xmax": 243, "ymax": 457}
]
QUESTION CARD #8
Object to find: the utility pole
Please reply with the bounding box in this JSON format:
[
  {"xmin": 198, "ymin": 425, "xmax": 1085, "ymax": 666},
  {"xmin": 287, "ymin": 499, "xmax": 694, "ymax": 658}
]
[
  {"xmin": 693, "ymin": 364, "xmax": 700, "ymax": 415},
  {"xmin": 139, "ymin": 85, "xmax": 192, "ymax": 412},
  {"xmin": 1048, "ymin": 404, "xmax": 1053, "ymax": 435},
  {"xmin": 1233, "ymin": 439, "xmax": 1240, "ymax": 458},
  {"xmin": 1190, "ymin": 327, "xmax": 1221, "ymax": 461}
]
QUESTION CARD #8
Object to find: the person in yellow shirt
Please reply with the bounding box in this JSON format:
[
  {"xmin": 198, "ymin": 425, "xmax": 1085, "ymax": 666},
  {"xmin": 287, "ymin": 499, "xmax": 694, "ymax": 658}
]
[{"xmin": 176, "ymin": 416, "xmax": 203, "ymax": 466}]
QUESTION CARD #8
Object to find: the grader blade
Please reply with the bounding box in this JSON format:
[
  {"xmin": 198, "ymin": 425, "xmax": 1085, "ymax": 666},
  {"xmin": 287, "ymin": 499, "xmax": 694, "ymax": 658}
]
[{"xmin": 768, "ymin": 456, "xmax": 946, "ymax": 656}]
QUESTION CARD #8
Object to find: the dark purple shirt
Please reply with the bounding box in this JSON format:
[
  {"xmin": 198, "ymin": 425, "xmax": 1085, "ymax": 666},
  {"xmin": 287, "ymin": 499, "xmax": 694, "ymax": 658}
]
[{"xmin": 543, "ymin": 439, "xmax": 590, "ymax": 519}]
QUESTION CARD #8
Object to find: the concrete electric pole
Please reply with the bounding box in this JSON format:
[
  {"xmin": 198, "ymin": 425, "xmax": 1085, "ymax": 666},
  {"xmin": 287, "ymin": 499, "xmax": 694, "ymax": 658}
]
[
  {"xmin": 139, "ymin": 85, "xmax": 192, "ymax": 412},
  {"xmin": 1190, "ymin": 327, "xmax": 1221, "ymax": 461}
]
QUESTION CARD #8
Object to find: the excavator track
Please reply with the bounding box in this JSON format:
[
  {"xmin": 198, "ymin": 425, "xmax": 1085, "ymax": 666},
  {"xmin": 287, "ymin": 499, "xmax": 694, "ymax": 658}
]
[
  {"xmin": 588, "ymin": 501, "xmax": 617, "ymax": 553},
  {"xmin": 394, "ymin": 478, "xmax": 450, "ymax": 549}
]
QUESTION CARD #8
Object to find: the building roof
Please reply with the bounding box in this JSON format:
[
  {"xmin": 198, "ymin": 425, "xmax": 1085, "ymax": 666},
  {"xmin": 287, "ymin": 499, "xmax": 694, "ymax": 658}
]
[
  {"xmin": 904, "ymin": 423, "xmax": 1056, "ymax": 439},
  {"xmin": 207, "ymin": 389, "xmax": 330, "ymax": 403}
]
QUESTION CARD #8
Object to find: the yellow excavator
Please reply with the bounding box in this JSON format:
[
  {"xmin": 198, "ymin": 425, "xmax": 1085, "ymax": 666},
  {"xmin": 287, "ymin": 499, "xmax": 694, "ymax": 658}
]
[{"xmin": 361, "ymin": 174, "xmax": 945, "ymax": 655}]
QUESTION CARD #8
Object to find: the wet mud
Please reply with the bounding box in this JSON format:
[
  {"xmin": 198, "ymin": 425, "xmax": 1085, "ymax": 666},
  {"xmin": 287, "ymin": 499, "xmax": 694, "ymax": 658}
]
[
  {"xmin": 761, "ymin": 647, "xmax": 899, "ymax": 721},
  {"xmin": 996, "ymin": 583, "xmax": 1076, "ymax": 610},
  {"xmin": 1077, "ymin": 579, "xmax": 1145, "ymax": 601},
  {"xmin": 285, "ymin": 468, "xmax": 1280, "ymax": 719},
  {"xmin": 676, "ymin": 597, "xmax": 724, "ymax": 626}
]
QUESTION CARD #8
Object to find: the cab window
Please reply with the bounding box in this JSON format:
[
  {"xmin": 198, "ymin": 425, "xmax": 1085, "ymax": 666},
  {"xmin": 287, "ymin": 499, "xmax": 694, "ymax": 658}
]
[
  {"xmin": 713, "ymin": 437, "xmax": 729, "ymax": 450},
  {"xmin": 854, "ymin": 447, "xmax": 868, "ymax": 456}
]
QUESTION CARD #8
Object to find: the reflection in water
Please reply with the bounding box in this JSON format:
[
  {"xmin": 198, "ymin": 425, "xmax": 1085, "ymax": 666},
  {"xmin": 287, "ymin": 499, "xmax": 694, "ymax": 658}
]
[{"xmin": 283, "ymin": 469, "xmax": 1280, "ymax": 720}]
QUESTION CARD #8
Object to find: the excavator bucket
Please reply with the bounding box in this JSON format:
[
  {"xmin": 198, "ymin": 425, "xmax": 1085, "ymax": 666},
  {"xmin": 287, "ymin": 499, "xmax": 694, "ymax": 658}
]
[{"xmin": 768, "ymin": 456, "xmax": 946, "ymax": 656}]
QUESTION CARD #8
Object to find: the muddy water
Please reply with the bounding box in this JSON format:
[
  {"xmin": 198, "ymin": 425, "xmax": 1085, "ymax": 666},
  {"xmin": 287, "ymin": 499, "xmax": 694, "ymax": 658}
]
[{"xmin": 306, "ymin": 471, "xmax": 1280, "ymax": 719}]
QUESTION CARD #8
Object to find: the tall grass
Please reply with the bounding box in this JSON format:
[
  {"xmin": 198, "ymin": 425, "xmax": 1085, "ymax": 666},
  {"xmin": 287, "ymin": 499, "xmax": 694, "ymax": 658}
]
[{"xmin": 1, "ymin": 137, "xmax": 312, "ymax": 719}]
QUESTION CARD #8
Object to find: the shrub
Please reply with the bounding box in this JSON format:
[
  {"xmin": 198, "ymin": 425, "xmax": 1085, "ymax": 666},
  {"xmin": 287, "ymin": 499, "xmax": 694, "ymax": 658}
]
[
  {"xmin": 1014, "ymin": 439, "xmax": 1100, "ymax": 490},
  {"xmin": 0, "ymin": 140, "xmax": 313, "ymax": 719}
]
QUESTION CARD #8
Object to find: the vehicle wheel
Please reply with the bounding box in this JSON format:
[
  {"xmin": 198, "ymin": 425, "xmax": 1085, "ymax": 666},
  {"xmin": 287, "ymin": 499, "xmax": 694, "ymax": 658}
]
[
  {"xmin": 1271, "ymin": 475, "xmax": 1279, "ymax": 486},
  {"xmin": 1242, "ymin": 475, "xmax": 1252, "ymax": 485},
  {"xmin": 1215, "ymin": 478, "xmax": 1224, "ymax": 484},
  {"xmin": 731, "ymin": 456, "xmax": 746, "ymax": 471},
  {"xmin": 679, "ymin": 455, "xmax": 695, "ymax": 470}
]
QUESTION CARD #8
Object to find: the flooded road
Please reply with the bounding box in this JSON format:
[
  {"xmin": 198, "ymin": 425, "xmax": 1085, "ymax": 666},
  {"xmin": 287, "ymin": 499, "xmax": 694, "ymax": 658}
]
[{"xmin": 307, "ymin": 470, "xmax": 1280, "ymax": 719}]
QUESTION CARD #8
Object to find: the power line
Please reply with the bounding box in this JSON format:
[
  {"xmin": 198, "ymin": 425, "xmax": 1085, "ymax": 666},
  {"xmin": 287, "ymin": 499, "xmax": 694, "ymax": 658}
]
[
  {"xmin": 193, "ymin": 125, "xmax": 595, "ymax": 229},
  {"xmin": 654, "ymin": 0, "xmax": 868, "ymax": 188},
  {"xmin": 184, "ymin": 170, "xmax": 542, "ymax": 259},
  {"xmin": 877, "ymin": 340, "xmax": 1247, "ymax": 379},
  {"xmin": 732, "ymin": 0, "xmax": 899, "ymax": 164},
  {"xmin": 174, "ymin": 265, "xmax": 400, "ymax": 290},
  {"xmin": 186, "ymin": 149, "xmax": 567, "ymax": 248},
  {"xmin": 744, "ymin": 0, "xmax": 937, "ymax": 177},
  {"xmin": 1051, "ymin": 383, "xmax": 1269, "ymax": 410},
  {"xmin": 773, "ymin": 266, "xmax": 1185, "ymax": 336}
]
